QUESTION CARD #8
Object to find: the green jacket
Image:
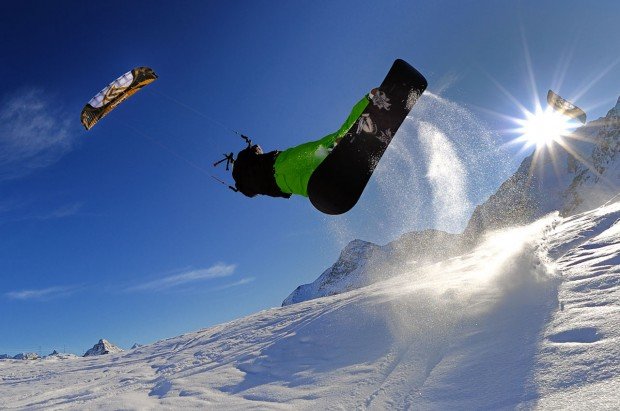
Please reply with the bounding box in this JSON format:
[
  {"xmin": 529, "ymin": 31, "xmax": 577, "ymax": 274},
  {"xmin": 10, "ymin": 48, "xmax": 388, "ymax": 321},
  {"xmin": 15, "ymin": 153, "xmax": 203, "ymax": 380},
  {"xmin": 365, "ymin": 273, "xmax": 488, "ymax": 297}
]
[{"xmin": 274, "ymin": 95, "xmax": 370, "ymax": 197}]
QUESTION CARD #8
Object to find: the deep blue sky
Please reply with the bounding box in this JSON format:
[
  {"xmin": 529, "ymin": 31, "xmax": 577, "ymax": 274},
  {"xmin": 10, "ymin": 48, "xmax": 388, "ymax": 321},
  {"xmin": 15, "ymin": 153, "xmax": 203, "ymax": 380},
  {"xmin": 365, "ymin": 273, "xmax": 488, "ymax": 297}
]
[{"xmin": 1, "ymin": 1, "xmax": 619, "ymax": 355}]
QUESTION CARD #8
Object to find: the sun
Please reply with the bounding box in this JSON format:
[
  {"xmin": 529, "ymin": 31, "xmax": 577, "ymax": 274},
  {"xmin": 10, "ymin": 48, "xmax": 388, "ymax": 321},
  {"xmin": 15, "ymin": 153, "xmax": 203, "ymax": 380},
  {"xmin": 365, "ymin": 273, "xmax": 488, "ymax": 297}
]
[{"xmin": 513, "ymin": 104, "xmax": 578, "ymax": 149}]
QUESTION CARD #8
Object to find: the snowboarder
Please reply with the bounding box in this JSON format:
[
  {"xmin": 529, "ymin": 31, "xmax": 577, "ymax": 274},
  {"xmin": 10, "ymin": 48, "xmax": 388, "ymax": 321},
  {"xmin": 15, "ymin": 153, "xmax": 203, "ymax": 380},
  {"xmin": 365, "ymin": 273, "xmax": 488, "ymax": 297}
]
[
  {"xmin": 231, "ymin": 91, "xmax": 377, "ymax": 199},
  {"xmin": 221, "ymin": 59, "xmax": 427, "ymax": 214}
]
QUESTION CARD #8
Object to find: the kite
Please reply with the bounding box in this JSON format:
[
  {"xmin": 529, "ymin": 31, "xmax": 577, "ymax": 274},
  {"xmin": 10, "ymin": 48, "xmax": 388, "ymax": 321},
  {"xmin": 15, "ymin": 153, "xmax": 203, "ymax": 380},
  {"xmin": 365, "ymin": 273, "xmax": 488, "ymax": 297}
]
[
  {"xmin": 81, "ymin": 67, "xmax": 158, "ymax": 130},
  {"xmin": 547, "ymin": 90, "xmax": 586, "ymax": 124}
]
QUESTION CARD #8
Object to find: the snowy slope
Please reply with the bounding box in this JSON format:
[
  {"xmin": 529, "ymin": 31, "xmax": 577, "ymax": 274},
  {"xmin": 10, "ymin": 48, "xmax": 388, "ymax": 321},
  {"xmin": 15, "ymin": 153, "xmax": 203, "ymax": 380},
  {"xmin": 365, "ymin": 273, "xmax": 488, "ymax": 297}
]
[
  {"xmin": 528, "ymin": 201, "xmax": 620, "ymax": 409},
  {"xmin": 1, "ymin": 201, "xmax": 619, "ymax": 409}
]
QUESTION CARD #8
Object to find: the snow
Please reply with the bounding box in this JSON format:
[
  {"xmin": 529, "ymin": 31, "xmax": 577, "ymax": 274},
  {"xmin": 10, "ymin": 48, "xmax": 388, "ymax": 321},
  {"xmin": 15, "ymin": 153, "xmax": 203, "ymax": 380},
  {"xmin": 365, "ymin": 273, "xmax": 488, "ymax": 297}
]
[{"xmin": 1, "ymin": 201, "xmax": 619, "ymax": 409}]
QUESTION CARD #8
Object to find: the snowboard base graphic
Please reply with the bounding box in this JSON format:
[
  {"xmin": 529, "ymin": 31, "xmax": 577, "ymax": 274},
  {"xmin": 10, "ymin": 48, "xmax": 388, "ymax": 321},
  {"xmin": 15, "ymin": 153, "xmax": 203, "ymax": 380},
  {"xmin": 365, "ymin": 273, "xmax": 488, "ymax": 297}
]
[{"xmin": 308, "ymin": 59, "xmax": 427, "ymax": 215}]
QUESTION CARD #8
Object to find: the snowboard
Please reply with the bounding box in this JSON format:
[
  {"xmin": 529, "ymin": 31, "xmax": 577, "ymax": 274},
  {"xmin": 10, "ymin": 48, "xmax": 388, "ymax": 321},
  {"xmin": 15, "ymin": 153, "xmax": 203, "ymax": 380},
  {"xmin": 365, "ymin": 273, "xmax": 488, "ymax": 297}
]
[{"xmin": 307, "ymin": 59, "xmax": 427, "ymax": 215}]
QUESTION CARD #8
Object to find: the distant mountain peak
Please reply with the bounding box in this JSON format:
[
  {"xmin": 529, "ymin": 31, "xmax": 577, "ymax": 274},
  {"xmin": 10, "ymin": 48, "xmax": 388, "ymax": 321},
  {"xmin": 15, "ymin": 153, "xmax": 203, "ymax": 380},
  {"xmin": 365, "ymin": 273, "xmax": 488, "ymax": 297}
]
[
  {"xmin": 282, "ymin": 239, "xmax": 386, "ymax": 306},
  {"xmin": 12, "ymin": 352, "xmax": 40, "ymax": 360},
  {"xmin": 83, "ymin": 339, "xmax": 123, "ymax": 357},
  {"xmin": 607, "ymin": 96, "xmax": 620, "ymax": 118},
  {"xmin": 283, "ymin": 229, "xmax": 465, "ymax": 306},
  {"xmin": 44, "ymin": 350, "xmax": 79, "ymax": 360}
]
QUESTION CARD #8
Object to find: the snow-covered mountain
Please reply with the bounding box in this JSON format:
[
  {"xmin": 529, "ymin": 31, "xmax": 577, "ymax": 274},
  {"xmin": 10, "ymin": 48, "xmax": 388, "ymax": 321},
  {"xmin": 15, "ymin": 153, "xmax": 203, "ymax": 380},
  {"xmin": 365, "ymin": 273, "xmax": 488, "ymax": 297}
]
[
  {"xmin": 283, "ymin": 239, "xmax": 390, "ymax": 305},
  {"xmin": 284, "ymin": 97, "xmax": 620, "ymax": 306},
  {"xmin": 1, "ymin": 201, "xmax": 619, "ymax": 409},
  {"xmin": 83, "ymin": 339, "xmax": 124, "ymax": 357},
  {"xmin": 283, "ymin": 230, "xmax": 464, "ymax": 306},
  {"xmin": 0, "ymin": 351, "xmax": 79, "ymax": 361},
  {"xmin": 44, "ymin": 350, "xmax": 79, "ymax": 361},
  {"xmin": 11, "ymin": 352, "xmax": 40, "ymax": 360}
]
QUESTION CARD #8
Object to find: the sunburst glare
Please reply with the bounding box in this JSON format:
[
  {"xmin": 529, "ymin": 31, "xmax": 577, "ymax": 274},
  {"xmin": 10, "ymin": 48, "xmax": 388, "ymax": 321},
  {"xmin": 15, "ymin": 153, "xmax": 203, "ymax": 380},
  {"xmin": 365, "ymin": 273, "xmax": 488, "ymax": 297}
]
[{"xmin": 512, "ymin": 103, "xmax": 579, "ymax": 149}]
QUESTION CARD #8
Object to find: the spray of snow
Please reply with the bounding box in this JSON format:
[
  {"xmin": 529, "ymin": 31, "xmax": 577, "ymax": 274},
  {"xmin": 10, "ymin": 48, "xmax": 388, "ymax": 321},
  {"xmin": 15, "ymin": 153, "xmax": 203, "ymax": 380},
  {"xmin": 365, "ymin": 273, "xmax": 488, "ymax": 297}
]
[
  {"xmin": 373, "ymin": 213, "xmax": 559, "ymax": 336},
  {"xmin": 328, "ymin": 92, "xmax": 510, "ymax": 247},
  {"xmin": 351, "ymin": 215, "xmax": 560, "ymax": 408},
  {"xmin": 418, "ymin": 121, "xmax": 471, "ymax": 231}
]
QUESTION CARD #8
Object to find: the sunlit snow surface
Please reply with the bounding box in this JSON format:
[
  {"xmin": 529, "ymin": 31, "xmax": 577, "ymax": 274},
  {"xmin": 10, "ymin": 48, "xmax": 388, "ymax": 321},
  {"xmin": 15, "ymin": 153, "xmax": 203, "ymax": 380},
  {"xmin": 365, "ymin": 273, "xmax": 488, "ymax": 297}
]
[{"xmin": 1, "ymin": 202, "xmax": 619, "ymax": 409}]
